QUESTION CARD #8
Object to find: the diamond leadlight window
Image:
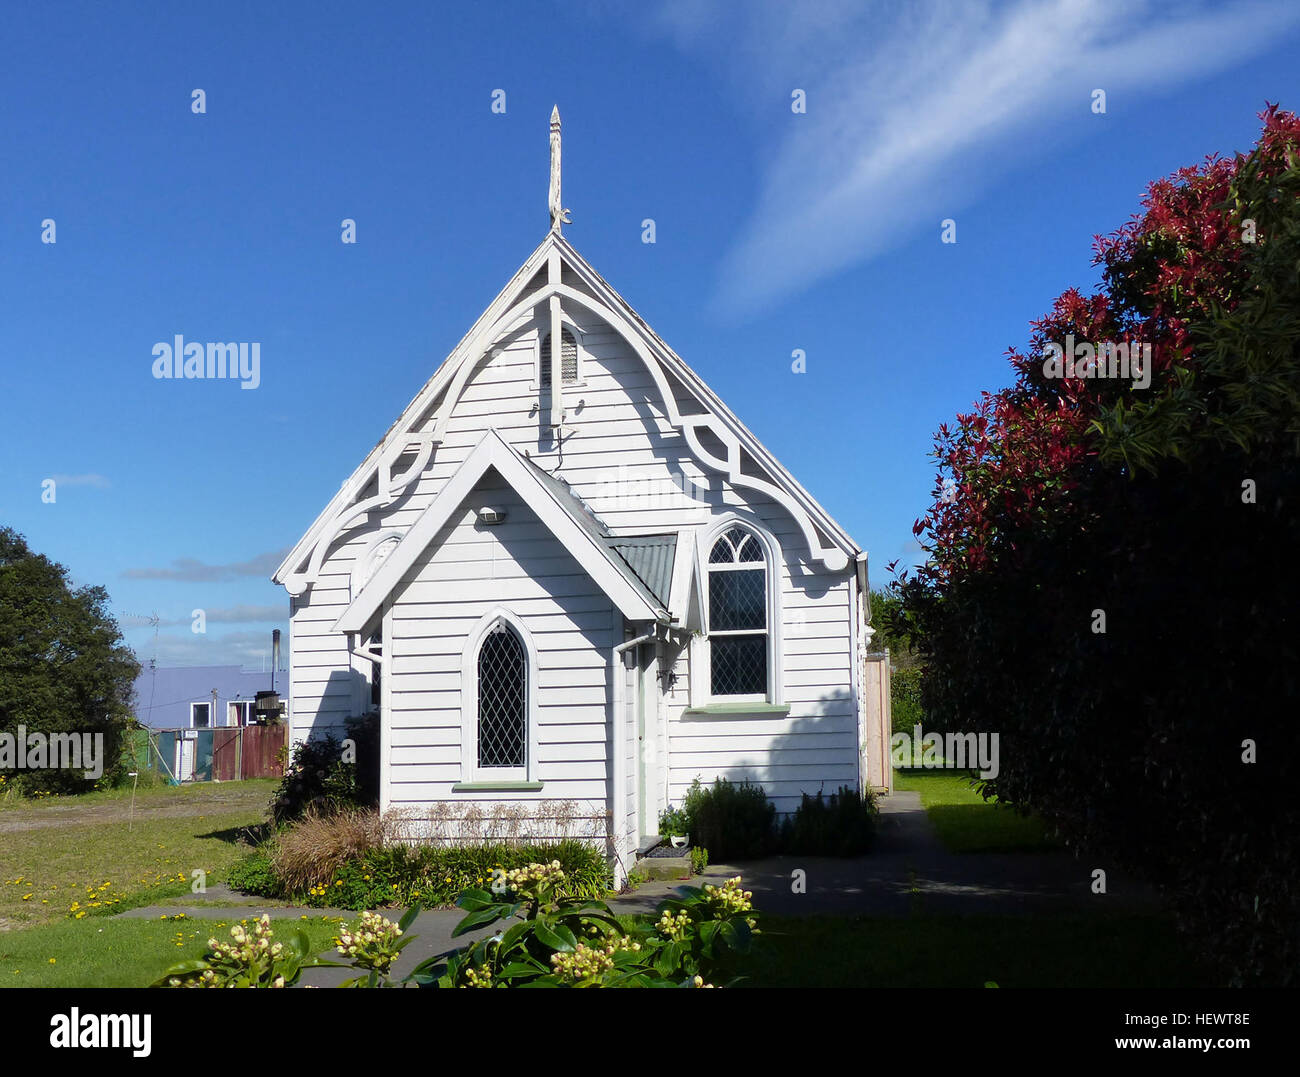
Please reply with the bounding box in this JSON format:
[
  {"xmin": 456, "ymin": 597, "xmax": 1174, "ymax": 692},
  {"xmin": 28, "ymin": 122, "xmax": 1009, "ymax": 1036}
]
[
  {"xmin": 707, "ymin": 526, "xmax": 769, "ymax": 698},
  {"xmin": 477, "ymin": 622, "xmax": 527, "ymax": 769}
]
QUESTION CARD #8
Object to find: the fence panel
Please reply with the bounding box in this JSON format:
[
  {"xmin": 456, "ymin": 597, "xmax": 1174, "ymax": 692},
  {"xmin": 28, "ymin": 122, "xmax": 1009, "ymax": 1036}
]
[
  {"xmin": 861, "ymin": 653, "xmax": 893, "ymax": 793},
  {"xmin": 212, "ymin": 729, "xmax": 241, "ymax": 781},
  {"xmin": 209, "ymin": 725, "xmax": 288, "ymax": 780},
  {"xmin": 147, "ymin": 725, "xmax": 286, "ymax": 783},
  {"xmin": 245, "ymin": 724, "xmax": 287, "ymax": 779}
]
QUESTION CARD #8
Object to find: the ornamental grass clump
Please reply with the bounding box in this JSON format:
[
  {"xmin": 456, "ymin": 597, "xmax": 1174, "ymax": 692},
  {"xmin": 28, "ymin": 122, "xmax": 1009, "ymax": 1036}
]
[{"xmin": 271, "ymin": 807, "xmax": 388, "ymax": 893}]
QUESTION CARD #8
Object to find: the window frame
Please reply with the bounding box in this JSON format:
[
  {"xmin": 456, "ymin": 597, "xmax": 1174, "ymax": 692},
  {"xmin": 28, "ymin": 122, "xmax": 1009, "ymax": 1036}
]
[
  {"xmin": 693, "ymin": 518, "xmax": 782, "ymax": 707},
  {"xmin": 460, "ymin": 608, "xmax": 539, "ymax": 783},
  {"xmin": 190, "ymin": 701, "xmax": 211, "ymax": 729},
  {"xmin": 227, "ymin": 700, "xmax": 253, "ymax": 727}
]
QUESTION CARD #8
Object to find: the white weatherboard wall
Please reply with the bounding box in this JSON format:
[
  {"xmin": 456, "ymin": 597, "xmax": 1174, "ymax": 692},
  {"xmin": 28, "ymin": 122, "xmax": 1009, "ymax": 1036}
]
[
  {"xmin": 666, "ymin": 518, "xmax": 859, "ymax": 817},
  {"xmin": 286, "ymin": 320, "xmax": 707, "ymax": 748},
  {"xmin": 385, "ymin": 470, "xmax": 616, "ymax": 821},
  {"xmin": 284, "ymin": 299, "xmax": 865, "ymax": 859}
]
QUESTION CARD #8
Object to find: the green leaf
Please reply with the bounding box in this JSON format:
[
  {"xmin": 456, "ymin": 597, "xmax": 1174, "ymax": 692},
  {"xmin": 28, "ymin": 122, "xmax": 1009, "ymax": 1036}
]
[
  {"xmin": 654, "ymin": 941, "xmax": 682, "ymax": 976},
  {"xmin": 150, "ymin": 959, "xmax": 209, "ymax": 987},
  {"xmin": 455, "ymin": 888, "xmax": 494, "ymax": 911},
  {"xmin": 500, "ymin": 961, "xmax": 544, "ymax": 977},
  {"xmin": 398, "ymin": 905, "xmax": 422, "ymax": 933},
  {"xmin": 451, "ymin": 905, "xmax": 507, "ymax": 937},
  {"xmin": 534, "ymin": 921, "xmax": 577, "ymax": 953}
]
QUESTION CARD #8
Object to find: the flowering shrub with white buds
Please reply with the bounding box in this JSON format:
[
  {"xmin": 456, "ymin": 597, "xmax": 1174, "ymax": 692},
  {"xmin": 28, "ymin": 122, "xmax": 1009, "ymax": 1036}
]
[
  {"xmin": 462, "ymin": 964, "xmax": 493, "ymax": 988},
  {"xmin": 155, "ymin": 907, "xmax": 421, "ymax": 989},
  {"xmin": 497, "ymin": 860, "xmax": 567, "ymax": 902},
  {"xmin": 656, "ymin": 909, "xmax": 691, "ymax": 941},
  {"xmin": 335, "ymin": 910, "xmax": 406, "ymax": 976},
  {"xmin": 402, "ymin": 862, "xmax": 760, "ymax": 988},
  {"xmin": 549, "ymin": 935, "xmax": 642, "ymax": 984},
  {"xmin": 153, "ymin": 915, "xmax": 311, "ymax": 989},
  {"xmin": 703, "ymin": 877, "xmax": 756, "ymax": 921},
  {"xmin": 158, "ymin": 865, "xmax": 760, "ymax": 989}
]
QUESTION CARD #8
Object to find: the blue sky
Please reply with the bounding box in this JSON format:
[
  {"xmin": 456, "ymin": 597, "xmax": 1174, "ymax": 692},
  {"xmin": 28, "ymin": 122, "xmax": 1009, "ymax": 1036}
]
[{"xmin": 2, "ymin": 0, "xmax": 1298, "ymax": 668}]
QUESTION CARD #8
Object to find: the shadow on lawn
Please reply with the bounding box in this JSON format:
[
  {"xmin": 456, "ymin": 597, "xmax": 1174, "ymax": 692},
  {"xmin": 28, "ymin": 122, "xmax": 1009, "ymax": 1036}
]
[{"xmin": 197, "ymin": 821, "xmax": 272, "ymax": 846}]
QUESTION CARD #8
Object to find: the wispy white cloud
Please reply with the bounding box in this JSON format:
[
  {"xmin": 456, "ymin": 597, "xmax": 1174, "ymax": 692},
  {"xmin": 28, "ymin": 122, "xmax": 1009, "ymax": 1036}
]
[
  {"xmin": 49, "ymin": 473, "xmax": 111, "ymax": 488},
  {"xmin": 122, "ymin": 548, "xmax": 290, "ymax": 582},
  {"xmin": 649, "ymin": 0, "xmax": 1300, "ymax": 317},
  {"xmin": 132, "ymin": 629, "xmax": 283, "ymax": 668},
  {"xmin": 121, "ymin": 604, "xmax": 286, "ymax": 627}
]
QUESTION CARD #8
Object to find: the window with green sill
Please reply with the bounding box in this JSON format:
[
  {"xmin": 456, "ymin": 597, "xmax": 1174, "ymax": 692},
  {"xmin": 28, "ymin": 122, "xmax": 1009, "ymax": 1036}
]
[{"xmin": 706, "ymin": 525, "xmax": 770, "ymax": 700}]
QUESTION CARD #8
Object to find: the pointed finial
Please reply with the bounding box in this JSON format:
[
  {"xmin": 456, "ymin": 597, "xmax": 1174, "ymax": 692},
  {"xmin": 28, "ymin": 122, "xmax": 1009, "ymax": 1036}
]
[{"xmin": 549, "ymin": 105, "xmax": 570, "ymax": 232}]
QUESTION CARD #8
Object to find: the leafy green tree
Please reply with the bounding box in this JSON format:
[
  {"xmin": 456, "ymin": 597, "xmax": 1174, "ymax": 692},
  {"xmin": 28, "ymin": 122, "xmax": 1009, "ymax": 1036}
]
[
  {"xmin": 0, "ymin": 527, "xmax": 139, "ymax": 793},
  {"xmin": 893, "ymin": 107, "xmax": 1300, "ymax": 985}
]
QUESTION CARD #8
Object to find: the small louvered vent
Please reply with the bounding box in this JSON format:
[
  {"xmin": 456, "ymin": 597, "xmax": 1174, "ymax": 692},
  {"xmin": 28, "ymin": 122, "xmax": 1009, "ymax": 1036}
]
[{"xmin": 540, "ymin": 328, "xmax": 578, "ymax": 387}]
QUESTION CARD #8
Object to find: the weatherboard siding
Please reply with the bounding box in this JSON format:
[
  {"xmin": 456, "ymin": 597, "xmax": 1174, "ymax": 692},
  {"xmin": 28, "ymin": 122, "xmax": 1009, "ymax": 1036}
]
[
  {"xmin": 285, "ymin": 315, "xmax": 860, "ymax": 836},
  {"xmin": 286, "ymin": 326, "xmax": 701, "ymax": 748},
  {"xmin": 385, "ymin": 471, "xmax": 616, "ymax": 827},
  {"xmin": 665, "ymin": 513, "xmax": 859, "ymax": 818}
]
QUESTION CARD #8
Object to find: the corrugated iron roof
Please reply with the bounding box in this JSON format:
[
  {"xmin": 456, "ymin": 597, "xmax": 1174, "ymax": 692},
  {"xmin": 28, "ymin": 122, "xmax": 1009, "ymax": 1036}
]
[{"xmin": 607, "ymin": 535, "xmax": 677, "ymax": 608}]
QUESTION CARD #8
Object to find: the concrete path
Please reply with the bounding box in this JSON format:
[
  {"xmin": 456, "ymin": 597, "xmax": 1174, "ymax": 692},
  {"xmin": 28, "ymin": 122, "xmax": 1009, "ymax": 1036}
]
[
  {"xmin": 116, "ymin": 790, "xmax": 1161, "ymax": 985},
  {"xmin": 616, "ymin": 791, "xmax": 1158, "ymax": 917}
]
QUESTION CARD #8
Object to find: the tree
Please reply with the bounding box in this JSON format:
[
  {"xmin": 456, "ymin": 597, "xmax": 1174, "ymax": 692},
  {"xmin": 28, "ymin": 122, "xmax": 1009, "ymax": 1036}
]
[
  {"xmin": 0, "ymin": 528, "xmax": 140, "ymax": 793},
  {"xmin": 890, "ymin": 106, "xmax": 1300, "ymax": 986},
  {"xmin": 867, "ymin": 587, "xmax": 915, "ymax": 662}
]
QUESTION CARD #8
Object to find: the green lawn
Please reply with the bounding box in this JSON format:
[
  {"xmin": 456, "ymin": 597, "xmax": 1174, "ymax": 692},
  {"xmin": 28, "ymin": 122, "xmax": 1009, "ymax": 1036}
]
[
  {"xmin": 1, "ymin": 909, "xmax": 1214, "ymax": 989},
  {"xmin": 893, "ymin": 768, "xmax": 1060, "ymax": 853},
  {"xmin": 0, "ymin": 915, "xmax": 343, "ymax": 988},
  {"xmin": 1, "ymin": 777, "xmax": 275, "ymax": 813},
  {"xmin": 745, "ymin": 913, "xmax": 1215, "ymax": 988},
  {"xmin": 0, "ymin": 780, "xmax": 275, "ymax": 930}
]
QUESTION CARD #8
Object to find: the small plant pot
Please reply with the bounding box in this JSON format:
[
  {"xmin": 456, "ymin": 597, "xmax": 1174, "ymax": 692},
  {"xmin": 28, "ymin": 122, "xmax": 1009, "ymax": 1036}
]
[{"xmin": 670, "ymin": 836, "xmax": 687, "ymax": 848}]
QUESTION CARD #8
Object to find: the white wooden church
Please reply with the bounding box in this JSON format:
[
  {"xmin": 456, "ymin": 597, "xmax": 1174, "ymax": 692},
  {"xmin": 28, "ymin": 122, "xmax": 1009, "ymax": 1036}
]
[{"xmin": 274, "ymin": 109, "xmax": 891, "ymax": 879}]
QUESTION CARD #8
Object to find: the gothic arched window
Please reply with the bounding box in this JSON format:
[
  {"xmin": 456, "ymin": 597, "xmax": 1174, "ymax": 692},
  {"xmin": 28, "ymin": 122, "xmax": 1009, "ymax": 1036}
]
[
  {"xmin": 476, "ymin": 621, "xmax": 528, "ymax": 770},
  {"xmin": 706, "ymin": 525, "xmax": 769, "ymax": 698}
]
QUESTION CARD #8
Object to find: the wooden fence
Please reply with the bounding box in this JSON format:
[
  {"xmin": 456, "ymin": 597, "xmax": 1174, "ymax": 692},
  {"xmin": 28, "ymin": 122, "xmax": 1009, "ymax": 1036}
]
[
  {"xmin": 212, "ymin": 725, "xmax": 287, "ymax": 781},
  {"xmin": 150, "ymin": 725, "xmax": 287, "ymax": 783},
  {"xmin": 860, "ymin": 653, "xmax": 893, "ymax": 794}
]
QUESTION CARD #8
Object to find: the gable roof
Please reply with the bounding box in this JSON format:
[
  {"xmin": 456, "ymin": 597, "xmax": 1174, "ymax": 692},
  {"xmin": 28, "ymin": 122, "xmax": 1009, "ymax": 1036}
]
[
  {"xmin": 334, "ymin": 429, "xmax": 674, "ymax": 636},
  {"xmin": 275, "ymin": 230, "xmax": 862, "ymax": 598}
]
